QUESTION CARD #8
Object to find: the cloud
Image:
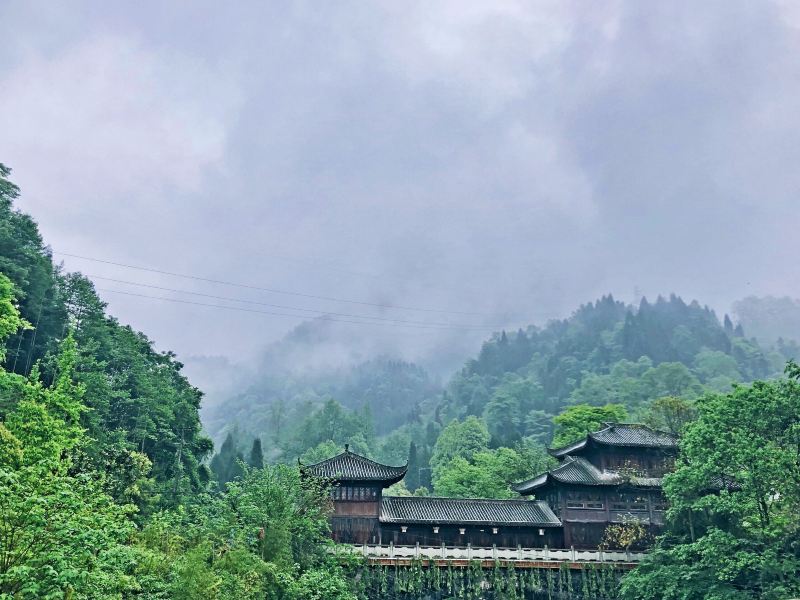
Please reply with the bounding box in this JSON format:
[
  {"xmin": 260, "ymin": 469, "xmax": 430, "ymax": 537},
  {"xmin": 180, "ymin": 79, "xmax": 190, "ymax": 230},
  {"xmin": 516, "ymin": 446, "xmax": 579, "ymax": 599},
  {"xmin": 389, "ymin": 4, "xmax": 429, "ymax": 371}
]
[
  {"xmin": 1, "ymin": 1, "xmax": 799, "ymax": 373},
  {"xmin": 0, "ymin": 33, "xmax": 240, "ymax": 225}
]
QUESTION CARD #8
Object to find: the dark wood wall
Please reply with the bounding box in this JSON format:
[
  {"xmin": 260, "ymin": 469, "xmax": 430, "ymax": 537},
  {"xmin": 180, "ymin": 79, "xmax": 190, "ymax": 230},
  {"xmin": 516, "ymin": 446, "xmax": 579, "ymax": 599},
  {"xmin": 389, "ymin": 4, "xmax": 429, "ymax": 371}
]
[
  {"xmin": 331, "ymin": 516, "xmax": 381, "ymax": 544},
  {"xmin": 563, "ymin": 521, "xmax": 661, "ymax": 550},
  {"xmin": 583, "ymin": 446, "xmax": 675, "ymax": 476},
  {"xmin": 378, "ymin": 523, "xmax": 563, "ymax": 549}
]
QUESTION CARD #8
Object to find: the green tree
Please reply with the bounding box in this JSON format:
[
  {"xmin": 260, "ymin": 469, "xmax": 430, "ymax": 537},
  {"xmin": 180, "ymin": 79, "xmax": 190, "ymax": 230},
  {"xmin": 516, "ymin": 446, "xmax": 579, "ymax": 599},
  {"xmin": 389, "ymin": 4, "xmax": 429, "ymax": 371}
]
[
  {"xmin": 132, "ymin": 464, "xmax": 354, "ymax": 599},
  {"xmin": 299, "ymin": 440, "xmax": 341, "ymax": 465},
  {"xmin": 621, "ymin": 364, "xmax": 800, "ymax": 600},
  {"xmin": 430, "ymin": 416, "xmax": 490, "ymax": 483},
  {"xmin": 0, "ymin": 322, "xmax": 134, "ymax": 596},
  {"xmin": 248, "ymin": 437, "xmax": 265, "ymax": 468},
  {"xmin": 210, "ymin": 431, "xmax": 245, "ymax": 486},
  {"xmin": 434, "ymin": 444, "xmax": 552, "ymax": 498},
  {"xmin": 551, "ymin": 404, "xmax": 629, "ymax": 447},
  {"xmin": 288, "ymin": 398, "xmax": 370, "ymax": 458},
  {"xmin": 641, "ymin": 396, "xmax": 697, "ymax": 434},
  {"xmin": 0, "ymin": 164, "xmax": 67, "ymax": 375}
]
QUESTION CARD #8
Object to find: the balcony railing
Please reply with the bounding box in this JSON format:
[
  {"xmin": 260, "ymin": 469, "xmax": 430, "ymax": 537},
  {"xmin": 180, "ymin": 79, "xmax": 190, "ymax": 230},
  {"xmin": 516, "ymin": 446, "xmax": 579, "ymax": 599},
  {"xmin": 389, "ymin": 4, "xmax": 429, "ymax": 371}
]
[{"xmin": 337, "ymin": 543, "xmax": 645, "ymax": 563}]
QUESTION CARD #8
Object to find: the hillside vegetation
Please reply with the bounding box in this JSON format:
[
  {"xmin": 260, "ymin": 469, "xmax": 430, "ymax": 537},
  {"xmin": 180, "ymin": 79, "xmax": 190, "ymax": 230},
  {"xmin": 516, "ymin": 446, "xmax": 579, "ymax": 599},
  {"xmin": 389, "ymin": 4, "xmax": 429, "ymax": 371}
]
[
  {"xmin": 2, "ymin": 161, "xmax": 797, "ymax": 598},
  {"xmin": 207, "ymin": 290, "xmax": 794, "ymax": 497},
  {"xmin": 0, "ymin": 164, "xmax": 354, "ymax": 598}
]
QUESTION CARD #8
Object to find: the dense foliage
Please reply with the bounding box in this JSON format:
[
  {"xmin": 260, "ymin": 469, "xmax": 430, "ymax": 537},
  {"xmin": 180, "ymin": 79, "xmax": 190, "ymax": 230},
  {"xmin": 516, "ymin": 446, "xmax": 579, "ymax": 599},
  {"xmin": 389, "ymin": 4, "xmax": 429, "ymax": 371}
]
[
  {"xmin": 620, "ymin": 364, "xmax": 800, "ymax": 599},
  {"xmin": 440, "ymin": 295, "xmax": 787, "ymax": 444},
  {"xmin": 0, "ymin": 164, "xmax": 211, "ymax": 511},
  {"xmin": 0, "ymin": 165, "xmax": 355, "ymax": 599},
  {"xmin": 345, "ymin": 559, "xmax": 624, "ymax": 599},
  {"xmin": 4, "ymin": 161, "xmax": 799, "ymax": 598},
  {"xmin": 203, "ymin": 289, "xmax": 791, "ymax": 502}
]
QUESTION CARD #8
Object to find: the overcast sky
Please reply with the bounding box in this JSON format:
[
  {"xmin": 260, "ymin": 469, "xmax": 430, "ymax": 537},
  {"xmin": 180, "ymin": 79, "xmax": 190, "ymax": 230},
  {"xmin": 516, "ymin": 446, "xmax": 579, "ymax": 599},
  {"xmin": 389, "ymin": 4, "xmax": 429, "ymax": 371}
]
[{"xmin": 2, "ymin": 1, "xmax": 799, "ymax": 373}]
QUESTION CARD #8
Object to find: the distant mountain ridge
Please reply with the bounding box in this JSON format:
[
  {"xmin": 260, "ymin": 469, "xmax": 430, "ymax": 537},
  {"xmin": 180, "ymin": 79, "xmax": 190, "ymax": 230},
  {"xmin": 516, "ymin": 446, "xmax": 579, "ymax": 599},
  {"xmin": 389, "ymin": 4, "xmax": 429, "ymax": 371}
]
[
  {"xmin": 439, "ymin": 294, "xmax": 794, "ymax": 446},
  {"xmin": 206, "ymin": 293, "xmax": 797, "ymax": 469}
]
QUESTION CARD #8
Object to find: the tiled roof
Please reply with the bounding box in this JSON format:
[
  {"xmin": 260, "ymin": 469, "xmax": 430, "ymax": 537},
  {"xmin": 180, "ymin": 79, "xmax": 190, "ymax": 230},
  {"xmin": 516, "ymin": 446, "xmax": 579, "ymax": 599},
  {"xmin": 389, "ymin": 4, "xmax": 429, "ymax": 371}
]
[
  {"xmin": 302, "ymin": 448, "xmax": 407, "ymax": 484},
  {"xmin": 380, "ymin": 496, "xmax": 561, "ymax": 526},
  {"xmin": 512, "ymin": 457, "xmax": 664, "ymax": 494},
  {"xmin": 549, "ymin": 423, "xmax": 678, "ymax": 458},
  {"xmin": 513, "ymin": 457, "xmax": 617, "ymax": 493}
]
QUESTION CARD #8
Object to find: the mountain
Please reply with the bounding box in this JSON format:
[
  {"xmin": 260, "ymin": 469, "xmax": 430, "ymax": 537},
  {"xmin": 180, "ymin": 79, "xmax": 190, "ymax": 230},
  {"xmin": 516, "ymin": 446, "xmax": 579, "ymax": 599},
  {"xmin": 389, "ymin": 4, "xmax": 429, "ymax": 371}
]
[{"xmin": 439, "ymin": 294, "xmax": 792, "ymax": 447}]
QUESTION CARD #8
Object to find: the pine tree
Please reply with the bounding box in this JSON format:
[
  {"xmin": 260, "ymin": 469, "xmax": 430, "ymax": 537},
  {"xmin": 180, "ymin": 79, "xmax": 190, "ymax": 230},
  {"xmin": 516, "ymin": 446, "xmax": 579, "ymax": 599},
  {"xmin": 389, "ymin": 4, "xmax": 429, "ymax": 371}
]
[
  {"xmin": 248, "ymin": 437, "xmax": 264, "ymax": 468},
  {"xmin": 724, "ymin": 314, "xmax": 734, "ymax": 334},
  {"xmin": 210, "ymin": 431, "xmax": 243, "ymax": 485}
]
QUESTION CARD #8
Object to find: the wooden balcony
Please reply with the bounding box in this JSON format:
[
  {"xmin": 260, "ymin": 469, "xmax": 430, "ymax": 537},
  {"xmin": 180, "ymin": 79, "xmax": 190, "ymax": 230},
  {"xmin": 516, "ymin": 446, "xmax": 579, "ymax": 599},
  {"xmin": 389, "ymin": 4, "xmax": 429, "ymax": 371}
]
[{"xmin": 334, "ymin": 543, "xmax": 645, "ymax": 568}]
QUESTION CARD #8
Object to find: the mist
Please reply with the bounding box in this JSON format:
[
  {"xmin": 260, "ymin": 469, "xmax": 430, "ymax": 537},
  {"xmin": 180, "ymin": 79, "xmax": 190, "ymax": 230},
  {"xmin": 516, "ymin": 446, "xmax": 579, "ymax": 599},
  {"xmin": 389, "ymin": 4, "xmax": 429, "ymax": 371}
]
[{"xmin": 2, "ymin": 0, "xmax": 800, "ymax": 379}]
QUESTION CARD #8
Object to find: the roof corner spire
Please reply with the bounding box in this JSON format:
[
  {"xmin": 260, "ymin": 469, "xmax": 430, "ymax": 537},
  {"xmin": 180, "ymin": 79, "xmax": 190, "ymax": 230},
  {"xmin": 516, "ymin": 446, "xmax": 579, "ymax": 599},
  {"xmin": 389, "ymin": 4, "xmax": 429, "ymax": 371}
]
[{"xmin": 344, "ymin": 443, "xmax": 349, "ymax": 453}]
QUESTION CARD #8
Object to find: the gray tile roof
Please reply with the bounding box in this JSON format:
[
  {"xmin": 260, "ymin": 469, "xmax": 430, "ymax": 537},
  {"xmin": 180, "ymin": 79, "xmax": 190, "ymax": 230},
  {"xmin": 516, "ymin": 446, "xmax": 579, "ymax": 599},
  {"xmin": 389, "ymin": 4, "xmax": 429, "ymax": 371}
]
[
  {"xmin": 549, "ymin": 423, "xmax": 678, "ymax": 458},
  {"xmin": 380, "ymin": 496, "xmax": 561, "ymax": 526},
  {"xmin": 512, "ymin": 457, "xmax": 664, "ymax": 494},
  {"xmin": 513, "ymin": 457, "xmax": 618, "ymax": 493},
  {"xmin": 302, "ymin": 449, "xmax": 407, "ymax": 484}
]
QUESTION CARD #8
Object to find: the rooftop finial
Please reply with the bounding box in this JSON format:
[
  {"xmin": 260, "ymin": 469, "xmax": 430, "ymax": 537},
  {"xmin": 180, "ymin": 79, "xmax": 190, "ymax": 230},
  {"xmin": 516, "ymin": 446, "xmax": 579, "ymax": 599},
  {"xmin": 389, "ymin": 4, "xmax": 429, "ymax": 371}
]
[{"xmin": 345, "ymin": 443, "xmax": 349, "ymax": 452}]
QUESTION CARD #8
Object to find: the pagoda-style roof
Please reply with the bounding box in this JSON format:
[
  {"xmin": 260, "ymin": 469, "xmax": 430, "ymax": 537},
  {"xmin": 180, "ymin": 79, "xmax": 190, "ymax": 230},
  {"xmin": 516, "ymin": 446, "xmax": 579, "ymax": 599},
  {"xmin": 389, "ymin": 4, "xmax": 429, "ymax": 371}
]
[
  {"xmin": 548, "ymin": 423, "xmax": 678, "ymax": 458},
  {"xmin": 301, "ymin": 446, "xmax": 407, "ymax": 485},
  {"xmin": 512, "ymin": 456, "xmax": 663, "ymax": 495},
  {"xmin": 380, "ymin": 496, "xmax": 561, "ymax": 527}
]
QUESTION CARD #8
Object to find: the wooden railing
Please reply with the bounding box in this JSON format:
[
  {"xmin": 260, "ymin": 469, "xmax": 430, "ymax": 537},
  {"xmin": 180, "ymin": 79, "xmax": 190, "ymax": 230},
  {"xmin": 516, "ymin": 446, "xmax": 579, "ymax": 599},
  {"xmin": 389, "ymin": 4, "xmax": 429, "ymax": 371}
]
[{"xmin": 338, "ymin": 543, "xmax": 645, "ymax": 563}]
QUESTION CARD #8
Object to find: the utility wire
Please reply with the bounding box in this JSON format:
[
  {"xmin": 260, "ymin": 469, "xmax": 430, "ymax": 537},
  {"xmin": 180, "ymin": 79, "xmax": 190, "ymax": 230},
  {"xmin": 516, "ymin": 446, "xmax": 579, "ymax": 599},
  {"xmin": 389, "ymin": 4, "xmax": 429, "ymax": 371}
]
[
  {"xmin": 54, "ymin": 251, "xmax": 490, "ymax": 317},
  {"xmin": 96, "ymin": 288, "xmax": 498, "ymax": 332},
  {"xmin": 86, "ymin": 274, "xmax": 503, "ymax": 329}
]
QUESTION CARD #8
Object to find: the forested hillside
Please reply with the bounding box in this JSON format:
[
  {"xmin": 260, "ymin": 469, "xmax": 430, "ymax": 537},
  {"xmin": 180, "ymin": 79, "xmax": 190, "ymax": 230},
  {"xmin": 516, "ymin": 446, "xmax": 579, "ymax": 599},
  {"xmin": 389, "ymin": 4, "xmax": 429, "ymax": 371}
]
[
  {"xmin": 1, "ymin": 163, "xmax": 211, "ymax": 511},
  {"xmin": 0, "ymin": 164, "xmax": 355, "ymax": 598},
  {"xmin": 207, "ymin": 291, "xmax": 796, "ymax": 498},
  {"xmin": 3, "ymin": 160, "xmax": 798, "ymax": 598},
  {"xmin": 439, "ymin": 294, "xmax": 793, "ymax": 445}
]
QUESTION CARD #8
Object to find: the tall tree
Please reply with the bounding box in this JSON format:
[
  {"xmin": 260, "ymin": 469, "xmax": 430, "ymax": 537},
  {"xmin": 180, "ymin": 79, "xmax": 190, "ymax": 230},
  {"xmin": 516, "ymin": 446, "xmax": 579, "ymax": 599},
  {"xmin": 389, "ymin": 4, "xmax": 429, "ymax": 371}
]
[
  {"xmin": 248, "ymin": 437, "xmax": 265, "ymax": 468},
  {"xmin": 551, "ymin": 404, "xmax": 629, "ymax": 447},
  {"xmin": 430, "ymin": 416, "xmax": 490, "ymax": 484}
]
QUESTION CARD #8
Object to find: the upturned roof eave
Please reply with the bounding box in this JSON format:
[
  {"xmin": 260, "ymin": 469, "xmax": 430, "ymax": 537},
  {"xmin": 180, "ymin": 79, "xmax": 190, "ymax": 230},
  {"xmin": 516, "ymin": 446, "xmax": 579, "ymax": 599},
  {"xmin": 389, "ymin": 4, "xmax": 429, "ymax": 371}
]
[{"xmin": 547, "ymin": 438, "xmax": 588, "ymax": 458}]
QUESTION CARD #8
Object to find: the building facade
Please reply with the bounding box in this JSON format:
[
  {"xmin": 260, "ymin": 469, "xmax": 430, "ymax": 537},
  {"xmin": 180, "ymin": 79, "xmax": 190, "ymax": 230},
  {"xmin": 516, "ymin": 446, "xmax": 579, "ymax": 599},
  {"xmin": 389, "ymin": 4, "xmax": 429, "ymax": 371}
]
[
  {"xmin": 302, "ymin": 423, "xmax": 678, "ymax": 550},
  {"xmin": 301, "ymin": 445, "xmax": 562, "ymax": 548},
  {"xmin": 513, "ymin": 423, "xmax": 678, "ymax": 548}
]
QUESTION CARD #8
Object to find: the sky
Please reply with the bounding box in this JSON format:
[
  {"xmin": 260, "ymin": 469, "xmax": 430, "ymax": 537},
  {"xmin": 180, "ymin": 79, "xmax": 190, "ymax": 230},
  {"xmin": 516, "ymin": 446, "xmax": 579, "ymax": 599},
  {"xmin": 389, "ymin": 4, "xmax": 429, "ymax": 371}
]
[{"xmin": 1, "ymin": 1, "xmax": 800, "ymax": 376}]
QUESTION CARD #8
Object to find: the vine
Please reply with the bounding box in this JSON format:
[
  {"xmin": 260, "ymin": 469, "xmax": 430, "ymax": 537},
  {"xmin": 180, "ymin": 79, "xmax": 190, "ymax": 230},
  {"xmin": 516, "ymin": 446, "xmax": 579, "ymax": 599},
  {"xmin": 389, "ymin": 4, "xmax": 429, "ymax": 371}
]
[{"xmin": 344, "ymin": 561, "xmax": 624, "ymax": 599}]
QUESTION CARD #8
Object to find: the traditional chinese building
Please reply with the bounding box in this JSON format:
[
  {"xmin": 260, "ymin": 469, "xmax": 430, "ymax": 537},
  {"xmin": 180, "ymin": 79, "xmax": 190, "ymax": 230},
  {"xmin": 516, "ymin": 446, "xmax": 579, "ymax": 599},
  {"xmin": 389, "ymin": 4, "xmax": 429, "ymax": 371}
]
[
  {"xmin": 512, "ymin": 423, "xmax": 678, "ymax": 548},
  {"xmin": 301, "ymin": 445, "xmax": 563, "ymax": 548},
  {"xmin": 302, "ymin": 423, "xmax": 677, "ymax": 550}
]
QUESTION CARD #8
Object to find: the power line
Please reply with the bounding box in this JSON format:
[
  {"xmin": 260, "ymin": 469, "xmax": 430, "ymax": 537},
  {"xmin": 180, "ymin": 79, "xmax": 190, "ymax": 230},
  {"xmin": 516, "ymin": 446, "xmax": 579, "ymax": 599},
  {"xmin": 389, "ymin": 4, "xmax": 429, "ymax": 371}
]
[
  {"xmin": 86, "ymin": 274, "xmax": 501, "ymax": 329},
  {"xmin": 96, "ymin": 288, "xmax": 498, "ymax": 333},
  {"xmin": 55, "ymin": 251, "xmax": 490, "ymax": 317}
]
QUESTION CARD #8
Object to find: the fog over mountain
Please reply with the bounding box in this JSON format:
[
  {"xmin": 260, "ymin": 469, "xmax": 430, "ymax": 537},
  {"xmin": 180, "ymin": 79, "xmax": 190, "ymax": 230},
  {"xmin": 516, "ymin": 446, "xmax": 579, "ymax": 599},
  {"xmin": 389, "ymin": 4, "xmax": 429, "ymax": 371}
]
[{"xmin": 2, "ymin": 1, "xmax": 800, "ymax": 377}]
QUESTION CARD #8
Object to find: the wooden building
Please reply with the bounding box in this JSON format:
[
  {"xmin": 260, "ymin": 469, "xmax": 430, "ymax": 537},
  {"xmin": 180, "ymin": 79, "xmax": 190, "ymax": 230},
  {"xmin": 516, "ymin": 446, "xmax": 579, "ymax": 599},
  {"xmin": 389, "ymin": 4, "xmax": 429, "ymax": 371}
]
[
  {"xmin": 513, "ymin": 423, "xmax": 678, "ymax": 549},
  {"xmin": 379, "ymin": 496, "xmax": 562, "ymax": 548},
  {"xmin": 300, "ymin": 444, "xmax": 407, "ymax": 544},
  {"xmin": 301, "ymin": 445, "xmax": 562, "ymax": 548},
  {"xmin": 302, "ymin": 423, "xmax": 677, "ymax": 550}
]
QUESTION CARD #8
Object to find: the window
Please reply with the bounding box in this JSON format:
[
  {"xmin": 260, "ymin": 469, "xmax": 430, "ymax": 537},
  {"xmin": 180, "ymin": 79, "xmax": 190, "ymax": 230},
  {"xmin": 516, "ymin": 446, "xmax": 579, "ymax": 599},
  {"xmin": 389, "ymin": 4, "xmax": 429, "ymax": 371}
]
[
  {"xmin": 331, "ymin": 486, "xmax": 379, "ymax": 501},
  {"xmin": 566, "ymin": 491, "xmax": 604, "ymax": 510},
  {"xmin": 612, "ymin": 493, "xmax": 648, "ymax": 511}
]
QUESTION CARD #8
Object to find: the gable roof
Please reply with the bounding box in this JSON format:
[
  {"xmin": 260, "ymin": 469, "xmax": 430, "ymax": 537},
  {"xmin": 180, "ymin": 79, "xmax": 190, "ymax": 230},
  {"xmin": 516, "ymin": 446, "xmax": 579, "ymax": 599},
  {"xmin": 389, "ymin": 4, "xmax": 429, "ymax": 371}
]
[
  {"xmin": 301, "ymin": 447, "xmax": 407, "ymax": 485},
  {"xmin": 549, "ymin": 423, "xmax": 678, "ymax": 458},
  {"xmin": 512, "ymin": 456, "xmax": 663, "ymax": 494},
  {"xmin": 380, "ymin": 496, "xmax": 561, "ymax": 527}
]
